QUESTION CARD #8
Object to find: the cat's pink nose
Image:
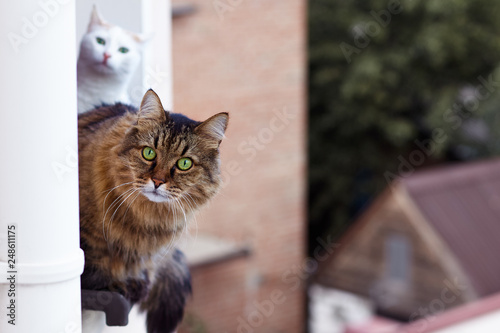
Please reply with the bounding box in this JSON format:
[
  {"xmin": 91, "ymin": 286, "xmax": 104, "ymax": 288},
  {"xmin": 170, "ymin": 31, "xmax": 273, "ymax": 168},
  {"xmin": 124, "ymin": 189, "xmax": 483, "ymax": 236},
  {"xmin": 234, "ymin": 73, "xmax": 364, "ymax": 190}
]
[
  {"xmin": 103, "ymin": 52, "xmax": 111, "ymax": 64},
  {"xmin": 152, "ymin": 177, "xmax": 165, "ymax": 189}
]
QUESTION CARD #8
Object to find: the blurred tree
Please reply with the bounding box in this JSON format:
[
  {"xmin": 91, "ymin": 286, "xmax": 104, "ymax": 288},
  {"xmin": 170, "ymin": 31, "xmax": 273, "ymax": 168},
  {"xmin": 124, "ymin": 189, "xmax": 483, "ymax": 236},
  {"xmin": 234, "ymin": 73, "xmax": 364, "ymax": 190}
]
[{"xmin": 308, "ymin": 0, "xmax": 500, "ymax": 253}]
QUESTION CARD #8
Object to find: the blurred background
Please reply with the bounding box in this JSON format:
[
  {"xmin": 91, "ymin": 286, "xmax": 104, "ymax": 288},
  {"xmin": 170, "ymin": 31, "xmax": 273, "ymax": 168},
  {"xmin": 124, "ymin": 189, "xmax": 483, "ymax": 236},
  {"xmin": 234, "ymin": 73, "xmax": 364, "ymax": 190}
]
[
  {"xmin": 80, "ymin": 0, "xmax": 500, "ymax": 332},
  {"xmin": 309, "ymin": 1, "xmax": 500, "ymax": 333},
  {"xmin": 171, "ymin": 1, "xmax": 306, "ymax": 332}
]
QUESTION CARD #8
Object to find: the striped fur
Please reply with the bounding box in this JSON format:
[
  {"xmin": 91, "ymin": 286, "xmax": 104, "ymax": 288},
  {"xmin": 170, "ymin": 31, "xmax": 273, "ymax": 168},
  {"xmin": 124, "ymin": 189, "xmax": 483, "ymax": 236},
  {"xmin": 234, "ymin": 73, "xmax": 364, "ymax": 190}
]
[{"xmin": 78, "ymin": 90, "xmax": 228, "ymax": 332}]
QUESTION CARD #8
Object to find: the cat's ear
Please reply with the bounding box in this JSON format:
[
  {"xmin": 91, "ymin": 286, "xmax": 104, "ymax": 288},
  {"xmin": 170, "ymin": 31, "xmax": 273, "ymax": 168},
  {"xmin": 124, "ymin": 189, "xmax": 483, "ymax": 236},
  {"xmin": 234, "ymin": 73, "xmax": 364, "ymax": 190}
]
[
  {"xmin": 195, "ymin": 113, "xmax": 229, "ymax": 147},
  {"xmin": 137, "ymin": 89, "xmax": 167, "ymax": 125},
  {"xmin": 88, "ymin": 5, "xmax": 107, "ymax": 31},
  {"xmin": 131, "ymin": 32, "xmax": 154, "ymax": 45}
]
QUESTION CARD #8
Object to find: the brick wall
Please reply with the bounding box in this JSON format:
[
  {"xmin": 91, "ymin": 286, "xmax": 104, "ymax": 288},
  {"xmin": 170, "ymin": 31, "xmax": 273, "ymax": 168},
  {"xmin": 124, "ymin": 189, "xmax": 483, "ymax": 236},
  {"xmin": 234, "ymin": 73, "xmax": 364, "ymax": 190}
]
[{"xmin": 171, "ymin": 0, "xmax": 307, "ymax": 332}]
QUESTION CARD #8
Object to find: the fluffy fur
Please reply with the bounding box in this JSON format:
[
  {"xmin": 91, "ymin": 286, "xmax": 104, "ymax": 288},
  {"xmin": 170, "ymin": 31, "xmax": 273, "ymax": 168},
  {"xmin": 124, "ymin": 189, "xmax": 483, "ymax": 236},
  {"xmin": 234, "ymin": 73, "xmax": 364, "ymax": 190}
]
[
  {"xmin": 77, "ymin": 6, "xmax": 146, "ymax": 113},
  {"xmin": 79, "ymin": 89, "xmax": 228, "ymax": 332}
]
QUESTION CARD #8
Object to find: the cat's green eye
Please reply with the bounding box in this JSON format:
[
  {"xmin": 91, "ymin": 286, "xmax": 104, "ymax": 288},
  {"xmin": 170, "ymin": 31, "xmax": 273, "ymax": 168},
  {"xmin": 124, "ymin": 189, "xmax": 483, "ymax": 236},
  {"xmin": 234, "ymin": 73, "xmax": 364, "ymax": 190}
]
[
  {"xmin": 142, "ymin": 147, "xmax": 156, "ymax": 161},
  {"xmin": 176, "ymin": 157, "xmax": 193, "ymax": 171},
  {"xmin": 118, "ymin": 47, "xmax": 129, "ymax": 54},
  {"xmin": 96, "ymin": 37, "xmax": 105, "ymax": 45}
]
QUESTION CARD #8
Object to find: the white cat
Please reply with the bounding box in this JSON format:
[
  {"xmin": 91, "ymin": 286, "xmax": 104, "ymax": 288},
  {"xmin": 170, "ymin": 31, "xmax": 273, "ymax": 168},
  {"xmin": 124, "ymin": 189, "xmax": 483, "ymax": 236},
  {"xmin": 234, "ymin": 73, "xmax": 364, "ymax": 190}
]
[{"xmin": 77, "ymin": 6, "xmax": 146, "ymax": 113}]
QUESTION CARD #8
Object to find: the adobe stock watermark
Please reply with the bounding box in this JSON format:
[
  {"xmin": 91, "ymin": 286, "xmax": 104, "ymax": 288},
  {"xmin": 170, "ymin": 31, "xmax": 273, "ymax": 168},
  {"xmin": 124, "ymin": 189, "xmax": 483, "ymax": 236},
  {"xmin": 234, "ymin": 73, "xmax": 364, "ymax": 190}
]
[
  {"xmin": 55, "ymin": 321, "xmax": 79, "ymax": 333},
  {"xmin": 52, "ymin": 145, "xmax": 78, "ymax": 183},
  {"xmin": 81, "ymin": 291, "xmax": 114, "ymax": 332},
  {"xmin": 212, "ymin": 0, "xmax": 245, "ymax": 21},
  {"xmin": 339, "ymin": 0, "xmax": 403, "ymax": 64},
  {"xmin": 403, "ymin": 277, "xmax": 468, "ymax": 333},
  {"xmin": 219, "ymin": 105, "xmax": 297, "ymax": 188},
  {"xmin": 384, "ymin": 73, "xmax": 500, "ymax": 185},
  {"xmin": 228, "ymin": 235, "xmax": 339, "ymax": 333},
  {"xmin": 8, "ymin": 0, "xmax": 71, "ymax": 53}
]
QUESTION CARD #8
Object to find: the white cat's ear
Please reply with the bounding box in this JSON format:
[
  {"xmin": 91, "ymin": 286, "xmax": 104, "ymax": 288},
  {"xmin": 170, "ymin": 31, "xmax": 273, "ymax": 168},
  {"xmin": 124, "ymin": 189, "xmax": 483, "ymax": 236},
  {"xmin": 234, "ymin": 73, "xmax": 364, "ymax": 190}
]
[
  {"xmin": 195, "ymin": 113, "xmax": 229, "ymax": 145},
  {"xmin": 131, "ymin": 32, "xmax": 154, "ymax": 45},
  {"xmin": 88, "ymin": 5, "xmax": 107, "ymax": 31},
  {"xmin": 138, "ymin": 89, "xmax": 167, "ymax": 124}
]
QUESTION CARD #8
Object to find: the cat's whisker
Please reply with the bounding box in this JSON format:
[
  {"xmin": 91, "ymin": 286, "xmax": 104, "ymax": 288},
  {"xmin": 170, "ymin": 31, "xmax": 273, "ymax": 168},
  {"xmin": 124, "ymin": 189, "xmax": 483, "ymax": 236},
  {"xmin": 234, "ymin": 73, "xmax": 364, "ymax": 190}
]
[
  {"xmin": 158, "ymin": 232, "xmax": 175, "ymax": 262},
  {"xmin": 179, "ymin": 197, "xmax": 192, "ymax": 233},
  {"xmin": 183, "ymin": 193, "xmax": 199, "ymax": 242},
  {"xmin": 103, "ymin": 188, "xmax": 134, "ymax": 221},
  {"xmin": 101, "ymin": 182, "xmax": 135, "ymax": 213},
  {"xmin": 122, "ymin": 190, "xmax": 141, "ymax": 223},
  {"xmin": 176, "ymin": 198, "xmax": 188, "ymax": 225},
  {"xmin": 101, "ymin": 181, "xmax": 135, "ymax": 196},
  {"xmin": 109, "ymin": 188, "xmax": 138, "ymax": 224},
  {"xmin": 101, "ymin": 182, "xmax": 135, "ymax": 226},
  {"xmin": 170, "ymin": 204, "xmax": 180, "ymax": 249},
  {"xmin": 107, "ymin": 188, "xmax": 139, "ymax": 240},
  {"xmin": 175, "ymin": 199, "xmax": 189, "ymax": 242},
  {"xmin": 160, "ymin": 199, "xmax": 184, "ymax": 259},
  {"xmin": 157, "ymin": 207, "xmax": 176, "ymax": 260},
  {"xmin": 102, "ymin": 187, "xmax": 135, "ymax": 242}
]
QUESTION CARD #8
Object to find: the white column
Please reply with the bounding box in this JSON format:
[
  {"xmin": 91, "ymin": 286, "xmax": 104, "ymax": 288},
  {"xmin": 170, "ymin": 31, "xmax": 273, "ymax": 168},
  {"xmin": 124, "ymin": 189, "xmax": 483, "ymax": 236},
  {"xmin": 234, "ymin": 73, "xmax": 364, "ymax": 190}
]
[
  {"xmin": 142, "ymin": 0, "xmax": 174, "ymax": 110},
  {"xmin": 0, "ymin": 1, "xmax": 84, "ymax": 333}
]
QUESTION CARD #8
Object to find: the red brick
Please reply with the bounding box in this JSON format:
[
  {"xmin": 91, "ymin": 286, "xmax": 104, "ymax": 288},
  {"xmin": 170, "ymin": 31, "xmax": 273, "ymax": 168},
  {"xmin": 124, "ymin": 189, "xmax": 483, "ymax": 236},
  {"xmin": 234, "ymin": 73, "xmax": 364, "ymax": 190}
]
[{"xmin": 173, "ymin": 1, "xmax": 306, "ymax": 332}]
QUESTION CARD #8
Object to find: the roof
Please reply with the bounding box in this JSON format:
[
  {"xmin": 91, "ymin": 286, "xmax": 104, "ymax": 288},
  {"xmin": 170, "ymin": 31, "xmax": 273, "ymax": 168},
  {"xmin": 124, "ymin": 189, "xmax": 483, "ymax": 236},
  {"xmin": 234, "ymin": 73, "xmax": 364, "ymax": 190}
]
[
  {"xmin": 401, "ymin": 158, "xmax": 500, "ymax": 297},
  {"xmin": 386, "ymin": 291, "xmax": 500, "ymax": 333},
  {"xmin": 178, "ymin": 233, "xmax": 251, "ymax": 268},
  {"xmin": 343, "ymin": 290, "xmax": 500, "ymax": 333},
  {"xmin": 344, "ymin": 316, "xmax": 400, "ymax": 333}
]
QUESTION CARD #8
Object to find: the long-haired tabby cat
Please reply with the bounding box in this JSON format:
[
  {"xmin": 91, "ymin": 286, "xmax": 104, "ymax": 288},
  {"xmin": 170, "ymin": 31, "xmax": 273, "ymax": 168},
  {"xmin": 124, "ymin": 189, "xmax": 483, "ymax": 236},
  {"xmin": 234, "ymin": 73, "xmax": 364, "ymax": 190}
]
[
  {"xmin": 77, "ymin": 6, "xmax": 146, "ymax": 113},
  {"xmin": 79, "ymin": 89, "xmax": 228, "ymax": 332}
]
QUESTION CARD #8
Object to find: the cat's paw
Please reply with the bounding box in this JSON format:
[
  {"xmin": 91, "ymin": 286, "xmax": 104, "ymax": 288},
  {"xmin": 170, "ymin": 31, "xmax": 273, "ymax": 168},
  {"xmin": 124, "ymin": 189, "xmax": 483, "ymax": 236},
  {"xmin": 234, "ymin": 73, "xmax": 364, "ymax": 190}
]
[
  {"xmin": 108, "ymin": 280, "xmax": 127, "ymax": 295},
  {"xmin": 125, "ymin": 275, "xmax": 151, "ymax": 303},
  {"xmin": 107, "ymin": 273, "xmax": 150, "ymax": 304}
]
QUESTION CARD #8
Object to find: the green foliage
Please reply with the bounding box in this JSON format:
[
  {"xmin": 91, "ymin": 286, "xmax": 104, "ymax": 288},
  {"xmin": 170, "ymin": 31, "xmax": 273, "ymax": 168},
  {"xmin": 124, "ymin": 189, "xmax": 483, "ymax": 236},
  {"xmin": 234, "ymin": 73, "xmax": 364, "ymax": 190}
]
[{"xmin": 308, "ymin": 0, "xmax": 500, "ymax": 252}]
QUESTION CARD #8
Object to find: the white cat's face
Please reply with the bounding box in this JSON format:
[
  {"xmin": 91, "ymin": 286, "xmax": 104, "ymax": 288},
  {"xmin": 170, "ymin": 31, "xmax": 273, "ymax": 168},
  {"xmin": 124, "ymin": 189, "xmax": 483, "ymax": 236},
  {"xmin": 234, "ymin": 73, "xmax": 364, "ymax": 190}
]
[{"xmin": 78, "ymin": 10, "xmax": 143, "ymax": 78}]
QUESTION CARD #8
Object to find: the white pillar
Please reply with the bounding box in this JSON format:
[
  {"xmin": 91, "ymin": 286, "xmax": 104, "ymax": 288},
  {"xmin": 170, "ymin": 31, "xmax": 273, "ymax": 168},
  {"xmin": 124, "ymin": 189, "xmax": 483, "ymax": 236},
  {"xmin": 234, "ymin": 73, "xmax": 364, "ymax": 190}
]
[
  {"xmin": 142, "ymin": 0, "xmax": 174, "ymax": 110},
  {"xmin": 0, "ymin": 1, "xmax": 84, "ymax": 333}
]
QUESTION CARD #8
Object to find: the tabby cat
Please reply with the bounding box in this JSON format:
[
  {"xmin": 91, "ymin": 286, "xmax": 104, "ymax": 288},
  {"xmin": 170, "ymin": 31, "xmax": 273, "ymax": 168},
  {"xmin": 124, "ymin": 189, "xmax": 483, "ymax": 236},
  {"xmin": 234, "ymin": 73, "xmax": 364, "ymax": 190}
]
[
  {"xmin": 78, "ymin": 89, "xmax": 228, "ymax": 332},
  {"xmin": 77, "ymin": 6, "xmax": 146, "ymax": 113}
]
